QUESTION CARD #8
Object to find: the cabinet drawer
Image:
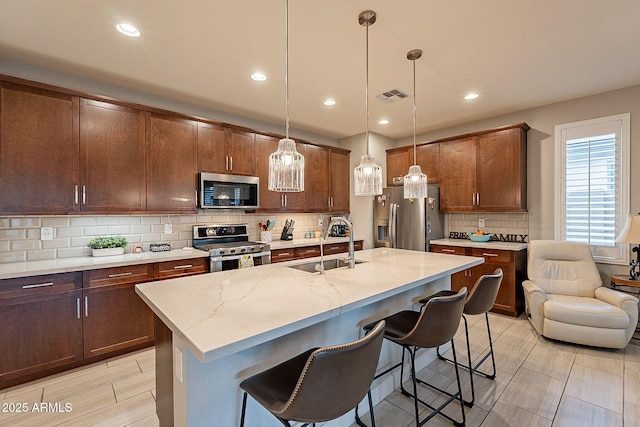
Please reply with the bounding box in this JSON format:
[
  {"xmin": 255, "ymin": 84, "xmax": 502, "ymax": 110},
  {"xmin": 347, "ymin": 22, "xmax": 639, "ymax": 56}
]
[
  {"xmin": 0, "ymin": 272, "xmax": 81, "ymax": 300},
  {"xmin": 470, "ymin": 247, "xmax": 511, "ymax": 263},
  {"xmin": 295, "ymin": 246, "xmax": 321, "ymax": 259},
  {"xmin": 354, "ymin": 240, "xmax": 363, "ymax": 251},
  {"xmin": 431, "ymin": 245, "xmax": 467, "ymax": 256},
  {"xmin": 153, "ymin": 258, "xmax": 209, "ymax": 280},
  {"xmin": 271, "ymin": 249, "xmax": 296, "ymax": 263},
  {"xmin": 323, "ymin": 242, "xmax": 348, "ymax": 255},
  {"xmin": 85, "ymin": 264, "xmax": 154, "ymax": 288}
]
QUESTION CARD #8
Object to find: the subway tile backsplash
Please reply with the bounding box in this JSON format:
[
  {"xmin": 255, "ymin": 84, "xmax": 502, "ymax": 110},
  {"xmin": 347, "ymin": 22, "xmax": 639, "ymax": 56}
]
[
  {"xmin": 445, "ymin": 212, "xmax": 529, "ymax": 238},
  {"xmin": 0, "ymin": 211, "xmax": 335, "ymax": 263}
]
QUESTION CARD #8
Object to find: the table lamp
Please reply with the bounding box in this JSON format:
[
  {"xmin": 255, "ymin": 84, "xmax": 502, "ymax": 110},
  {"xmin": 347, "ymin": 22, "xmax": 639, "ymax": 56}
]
[{"xmin": 615, "ymin": 213, "xmax": 640, "ymax": 280}]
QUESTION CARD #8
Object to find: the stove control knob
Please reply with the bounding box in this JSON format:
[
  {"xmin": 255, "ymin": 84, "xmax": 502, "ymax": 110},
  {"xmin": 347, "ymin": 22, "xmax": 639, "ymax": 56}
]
[
  {"xmin": 230, "ymin": 249, "xmax": 235, "ymax": 254},
  {"xmin": 240, "ymin": 248, "xmax": 246, "ymax": 253}
]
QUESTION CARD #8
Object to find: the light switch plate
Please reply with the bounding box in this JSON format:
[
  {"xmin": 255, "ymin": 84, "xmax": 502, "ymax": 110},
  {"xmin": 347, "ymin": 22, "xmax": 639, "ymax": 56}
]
[
  {"xmin": 41, "ymin": 227, "xmax": 53, "ymax": 240},
  {"xmin": 478, "ymin": 219, "xmax": 486, "ymax": 228},
  {"xmin": 165, "ymin": 223, "xmax": 173, "ymax": 234}
]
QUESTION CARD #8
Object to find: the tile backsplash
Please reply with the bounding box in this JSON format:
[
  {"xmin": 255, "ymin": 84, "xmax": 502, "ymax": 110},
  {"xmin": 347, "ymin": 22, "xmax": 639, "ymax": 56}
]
[
  {"xmin": 445, "ymin": 212, "xmax": 529, "ymax": 238},
  {"xmin": 0, "ymin": 212, "xmax": 338, "ymax": 263}
]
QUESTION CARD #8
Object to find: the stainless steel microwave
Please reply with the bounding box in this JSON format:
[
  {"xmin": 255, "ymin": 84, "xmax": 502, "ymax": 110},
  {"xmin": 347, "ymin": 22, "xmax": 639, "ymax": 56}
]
[{"xmin": 198, "ymin": 173, "xmax": 259, "ymax": 209}]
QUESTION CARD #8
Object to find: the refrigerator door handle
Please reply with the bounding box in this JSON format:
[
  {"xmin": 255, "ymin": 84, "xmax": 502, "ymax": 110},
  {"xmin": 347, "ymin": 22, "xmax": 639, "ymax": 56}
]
[{"xmin": 389, "ymin": 203, "xmax": 397, "ymax": 248}]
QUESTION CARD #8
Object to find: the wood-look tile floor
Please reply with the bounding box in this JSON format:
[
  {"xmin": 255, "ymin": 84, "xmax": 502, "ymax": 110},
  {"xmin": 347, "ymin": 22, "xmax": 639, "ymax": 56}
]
[{"xmin": 0, "ymin": 314, "xmax": 638, "ymax": 427}]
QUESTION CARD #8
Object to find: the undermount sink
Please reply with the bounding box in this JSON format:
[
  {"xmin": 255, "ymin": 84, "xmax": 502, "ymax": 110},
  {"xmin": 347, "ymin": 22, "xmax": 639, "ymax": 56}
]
[{"xmin": 288, "ymin": 258, "xmax": 366, "ymax": 273}]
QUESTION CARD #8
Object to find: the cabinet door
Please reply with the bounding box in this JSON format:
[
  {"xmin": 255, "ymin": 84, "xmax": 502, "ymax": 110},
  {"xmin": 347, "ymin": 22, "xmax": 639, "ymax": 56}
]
[
  {"xmin": 439, "ymin": 137, "xmax": 476, "ymax": 212},
  {"xmin": 228, "ymin": 129, "xmax": 255, "ymax": 176},
  {"xmin": 469, "ymin": 248, "xmax": 516, "ymax": 316},
  {"xmin": 146, "ymin": 113, "xmax": 198, "ymax": 212},
  {"xmin": 329, "ymin": 149, "xmax": 350, "ymax": 213},
  {"xmin": 386, "ymin": 148, "xmax": 411, "ymax": 186},
  {"xmin": 305, "ymin": 144, "xmax": 330, "ymax": 212},
  {"xmin": 0, "ymin": 289, "xmax": 83, "ymax": 386},
  {"xmin": 80, "ymin": 99, "xmax": 146, "ymax": 212},
  {"xmin": 197, "ymin": 122, "xmax": 227, "ymax": 173},
  {"xmin": 476, "ymin": 128, "xmax": 527, "ymax": 211},
  {"xmin": 415, "ymin": 143, "xmax": 440, "ymax": 183},
  {"xmin": 0, "ymin": 82, "xmax": 79, "ymax": 214},
  {"xmin": 255, "ymin": 134, "xmax": 306, "ymax": 212},
  {"xmin": 431, "ymin": 245, "xmax": 470, "ymax": 291},
  {"xmin": 82, "ymin": 283, "xmax": 154, "ymax": 358}
]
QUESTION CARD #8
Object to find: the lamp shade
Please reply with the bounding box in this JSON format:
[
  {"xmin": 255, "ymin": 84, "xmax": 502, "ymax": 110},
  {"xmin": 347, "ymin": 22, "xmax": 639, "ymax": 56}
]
[
  {"xmin": 354, "ymin": 154, "xmax": 382, "ymax": 196},
  {"xmin": 615, "ymin": 214, "xmax": 640, "ymax": 243},
  {"xmin": 403, "ymin": 165, "xmax": 428, "ymax": 198},
  {"xmin": 268, "ymin": 138, "xmax": 304, "ymax": 192}
]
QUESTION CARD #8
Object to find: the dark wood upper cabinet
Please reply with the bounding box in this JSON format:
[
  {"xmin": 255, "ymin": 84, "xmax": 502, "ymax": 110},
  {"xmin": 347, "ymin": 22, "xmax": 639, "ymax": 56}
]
[
  {"xmin": 80, "ymin": 99, "xmax": 146, "ymax": 212},
  {"xmin": 386, "ymin": 148, "xmax": 411, "ymax": 186},
  {"xmin": 255, "ymin": 134, "xmax": 306, "ymax": 212},
  {"xmin": 305, "ymin": 144, "xmax": 331, "ymax": 212},
  {"xmin": 146, "ymin": 112, "xmax": 198, "ymax": 212},
  {"xmin": 329, "ymin": 149, "xmax": 350, "ymax": 213},
  {"xmin": 439, "ymin": 137, "xmax": 477, "ymax": 211},
  {"xmin": 0, "ymin": 82, "xmax": 80, "ymax": 214},
  {"xmin": 198, "ymin": 123, "xmax": 255, "ymax": 176},
  {"xmin": 415, "ymin": 143, "xmax": 440, "ymax": 183}
]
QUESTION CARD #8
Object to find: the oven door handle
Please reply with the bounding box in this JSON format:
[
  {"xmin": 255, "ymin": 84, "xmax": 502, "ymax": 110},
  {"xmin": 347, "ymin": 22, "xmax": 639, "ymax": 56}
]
[{"xmin": 210, "ymin": 251, "xmax": 271, "ymax": 262}]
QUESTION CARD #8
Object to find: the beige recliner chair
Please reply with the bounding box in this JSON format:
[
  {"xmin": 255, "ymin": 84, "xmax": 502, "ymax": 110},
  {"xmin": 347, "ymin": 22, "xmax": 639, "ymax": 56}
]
[{"xmin": 523, "ymin": 240, "xmax": 639, "ymax": 349}]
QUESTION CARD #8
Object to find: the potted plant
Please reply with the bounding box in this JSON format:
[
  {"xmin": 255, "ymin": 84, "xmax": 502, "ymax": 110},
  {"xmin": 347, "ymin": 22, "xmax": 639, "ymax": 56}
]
[{"xmin": 88, "ymin": 236, "xmax": 128, "ymax": 257}]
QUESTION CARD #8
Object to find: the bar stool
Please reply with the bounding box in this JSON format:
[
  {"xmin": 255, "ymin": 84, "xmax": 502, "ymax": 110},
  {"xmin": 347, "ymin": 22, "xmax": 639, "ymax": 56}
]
[
  {"xmin": 358, "ymin": 288, "xmax": 468, "ymax": 427},
  {"xmin": 419, "ymin": 268, "xmax": 503, "ymax": 406},
  {"xmin": 239, "ymin": 320, "xmax": 385, "ymax": 427}
]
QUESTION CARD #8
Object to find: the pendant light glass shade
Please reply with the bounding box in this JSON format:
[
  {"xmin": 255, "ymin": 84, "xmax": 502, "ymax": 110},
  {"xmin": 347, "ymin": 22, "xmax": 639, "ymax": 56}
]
[
  {"xmin": 268, "ymin": 138, "xmax": 304, "ymax": 191},
  {"xmin": 354, "ymin": 154, "xmax": 383, "ymax": 196},
  {"xmin": 268, "ymin": 0, "xmax": 304, "ymax": 192},
  {"xmin": 404, "ymin": 48, "xmax": 428, "ymax": 199},
  {"xmin": 354, "ymin": 10, "xmax": 383, "ymax": 197}
]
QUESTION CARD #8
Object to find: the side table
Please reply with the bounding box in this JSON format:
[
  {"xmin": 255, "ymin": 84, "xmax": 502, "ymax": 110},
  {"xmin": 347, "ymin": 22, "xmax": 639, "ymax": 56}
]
[{"xmin": 610, "ymin": 275, "xmax": 640, "ymax": 342}]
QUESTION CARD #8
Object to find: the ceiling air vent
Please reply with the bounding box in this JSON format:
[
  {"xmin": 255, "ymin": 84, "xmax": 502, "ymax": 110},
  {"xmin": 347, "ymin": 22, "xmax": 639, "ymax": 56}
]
[{"xmin": 375, "ymin": 88, "xmax": 409, "ymax": 104}]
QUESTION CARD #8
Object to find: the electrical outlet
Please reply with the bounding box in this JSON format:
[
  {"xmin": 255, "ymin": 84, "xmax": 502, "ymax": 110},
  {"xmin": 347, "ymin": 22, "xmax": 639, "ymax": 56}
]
[
  {"xmin": 165, "ymin": 223, "xmax": 173, "ymax": 234},
  {"xmin": 318, "ymin": 218, "xmax": 323, "ymax": 226},
  {"xmin": 40, "ymin": 227, "xmax": 53, "ymax": 240},
  {"xmin": 478, "ymin": 219, "xmax": 486, "ymax": 228}
]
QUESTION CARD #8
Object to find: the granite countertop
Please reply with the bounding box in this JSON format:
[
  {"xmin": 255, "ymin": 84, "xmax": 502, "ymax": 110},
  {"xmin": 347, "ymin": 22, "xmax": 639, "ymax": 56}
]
[
  {"xmin": 430, "ymin": 238, "xmax": 528, "ymax": 251},
  {"xmin": 267, "ymin": 236, "xmax": 365, "ymax": 249},
  {"xmin": 135, "ymin": 247, "xmax": 483, "ymax": 363},
  {"xmin": 0, "ymin": 249, "xmax": 210, "ymax": 280}
]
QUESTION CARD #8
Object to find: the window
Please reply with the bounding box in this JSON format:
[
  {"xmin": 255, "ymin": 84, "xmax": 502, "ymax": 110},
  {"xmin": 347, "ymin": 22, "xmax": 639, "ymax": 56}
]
[{"xmin": 554, "ymin": 113, "xmax": 630, "ymax": 264}]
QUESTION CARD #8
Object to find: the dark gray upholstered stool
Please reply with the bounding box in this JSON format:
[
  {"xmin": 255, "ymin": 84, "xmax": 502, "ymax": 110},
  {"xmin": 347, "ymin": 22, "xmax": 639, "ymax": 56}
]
[
  {"xmin": 419, "ymin": 268, "xmax": 503, "ymax": 406},
  {"xmin": 357, "ymin": 288, "xmax": 468, "ymax": 427},
  {"xmin": 239, "ymin": 320, "xmax": 385, "ymax": 427}
]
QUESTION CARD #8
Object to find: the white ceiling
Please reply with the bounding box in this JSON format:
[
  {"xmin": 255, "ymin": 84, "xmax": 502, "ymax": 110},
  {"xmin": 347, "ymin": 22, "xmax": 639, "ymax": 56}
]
[{"xmin": 2, "ymin": 0, "xmax": 640, "ymax": 140}]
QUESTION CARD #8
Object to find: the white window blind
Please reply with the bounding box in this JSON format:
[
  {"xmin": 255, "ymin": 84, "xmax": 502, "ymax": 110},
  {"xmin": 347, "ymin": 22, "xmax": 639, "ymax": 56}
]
[{"xmin": 554, "ymin": 113, "xmax": 630, "ymax": 264}]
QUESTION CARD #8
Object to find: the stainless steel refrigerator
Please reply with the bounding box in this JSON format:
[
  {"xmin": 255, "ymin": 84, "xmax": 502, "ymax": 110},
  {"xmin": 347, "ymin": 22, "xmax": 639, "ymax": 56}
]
[{"xmin": 374, "ymin": 184, "xmax": 444, "ymax": 251}]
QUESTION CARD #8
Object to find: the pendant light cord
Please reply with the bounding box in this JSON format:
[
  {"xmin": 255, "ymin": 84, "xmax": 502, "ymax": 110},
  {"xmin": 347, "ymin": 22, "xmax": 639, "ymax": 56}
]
[
  {"xmin": 284, "ymin": 0, "xmax": 290, "ymax": 140},
  {"xmin": 365, "ymin": 18, "xmax": 370, "ymax": 156},
  {"xmin": 412, "ymin": 56, "xmax": 417, "ymax": 165}
]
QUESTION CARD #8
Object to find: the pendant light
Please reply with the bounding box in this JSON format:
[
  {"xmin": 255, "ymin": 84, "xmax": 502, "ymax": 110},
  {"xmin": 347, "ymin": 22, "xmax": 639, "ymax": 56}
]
[
  {"xmin": 353, "ymin": 10, "xmax": 383, "ymax": 197},
  {"xmin": 403, "ymin": 49, "xmax": 428, "ymax": 199},
  {"xmin": 268, "ymin": 0, "xmax": 304, "ymax": 192}
]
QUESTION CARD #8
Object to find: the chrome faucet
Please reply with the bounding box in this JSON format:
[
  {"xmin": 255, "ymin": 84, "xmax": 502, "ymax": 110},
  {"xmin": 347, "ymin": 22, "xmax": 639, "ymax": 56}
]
[{"xmin": 325, "ymin": 217, "xmax": 355, "ymax": 268}]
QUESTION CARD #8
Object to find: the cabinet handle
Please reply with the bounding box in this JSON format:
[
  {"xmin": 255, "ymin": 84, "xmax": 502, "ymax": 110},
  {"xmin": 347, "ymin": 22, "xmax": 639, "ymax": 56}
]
[
  {"xmin": 230, "ymin": 156, "xmax": 233, "ymax": 170},
  {"xmin": 482, "ymin": 252, "xmax": 499, "ymax": 257},
  {"xmin": 82, "ymin": 185, "xmax": 86, "ymax": 205},
  {"xmin": 22, "ymin": 282, "xmax": 54, "ymax": 289},
  {"xmin": 278, "ymin": 252, "xmax": 291, "ymax": 256},
  {"xmin": 225, "ymin": 156, "xmax": 228, "ymax": 170},
  {"xmin": 74, "ymin": 185, "xmax": 79, "ymax": 205},
  {"xmin": 303, "ymin": 249, "xmax": 317, "ymax": 253},
  {"xmin": 328, "ymin": 246, "xmax": 340, "ymax": 250},
  {"xmin": 476, "ymin": 192, "xmax": 480, "ymax": 205},
  {"xmin": 284, "ymin": 194, "xmax": 288, "ymax": 207},
  {"xmin": 173, "ymin": 264, "xmax": 193, "ymax": 269},
  {"xmin": 108, "ymin": 272, "xmax": 133, "ymax": 278},
  {"xmin": 77, "ymin": 297, "xmax": 81, "ymax": 319},
  {"xmin": 84, "ymin": 296, "xmax": 89, "ymax": 317},
  {"xmin": 441, "ymin": 249, "xmax": 456, "ymax": 253}
]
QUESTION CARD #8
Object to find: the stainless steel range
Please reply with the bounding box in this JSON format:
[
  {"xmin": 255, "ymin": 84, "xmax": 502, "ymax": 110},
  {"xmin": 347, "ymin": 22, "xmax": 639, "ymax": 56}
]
[{"xmin": 192, "ymin": 224, "xmax": 271, "ymax": 272}]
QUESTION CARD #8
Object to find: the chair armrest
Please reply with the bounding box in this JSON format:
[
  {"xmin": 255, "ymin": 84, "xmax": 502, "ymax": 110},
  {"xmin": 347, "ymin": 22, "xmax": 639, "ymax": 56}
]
[
  {"xmin": 522, "ymin": 280, "xmax": 547, "ymax": 334},
  {"xmin": 595, "ymin": 286, "xmax": 638, "ymax": 306}
]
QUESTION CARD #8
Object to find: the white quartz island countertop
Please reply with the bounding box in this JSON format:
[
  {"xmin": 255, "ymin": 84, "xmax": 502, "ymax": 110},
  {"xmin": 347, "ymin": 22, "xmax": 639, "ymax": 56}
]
[{"xmin": 135, "ymin": 247, "xmax": 483, "ymax": 364}]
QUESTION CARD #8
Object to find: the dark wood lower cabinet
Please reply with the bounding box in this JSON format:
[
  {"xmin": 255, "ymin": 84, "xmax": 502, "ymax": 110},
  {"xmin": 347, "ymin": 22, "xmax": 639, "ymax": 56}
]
[
  {"xmin": 270, "ymin": 240, "xmax": 364, "ymax": 263},
  {"xmin": 431, "ymin": 244, "xmax": 527, "ymax": 317}
]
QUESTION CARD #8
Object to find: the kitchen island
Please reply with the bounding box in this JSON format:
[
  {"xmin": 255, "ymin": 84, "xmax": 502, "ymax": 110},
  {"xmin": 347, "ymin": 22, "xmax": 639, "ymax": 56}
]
[{"xmin": 135, "ymin": 247, "xmax": 483, "ymax": 426}]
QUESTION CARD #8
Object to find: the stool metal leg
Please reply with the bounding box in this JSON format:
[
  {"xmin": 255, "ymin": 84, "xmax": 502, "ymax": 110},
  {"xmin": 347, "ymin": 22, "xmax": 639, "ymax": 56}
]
[{"xmin": 353, "ymin": 389, "xmax": 376, "ymax": 427}]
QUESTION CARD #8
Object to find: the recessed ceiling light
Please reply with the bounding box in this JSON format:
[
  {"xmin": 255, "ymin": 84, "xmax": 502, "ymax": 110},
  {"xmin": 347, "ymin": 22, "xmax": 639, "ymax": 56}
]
[
  {"xmin": 116, "ymin": 22, "xmax": 140, "ymax": 37},
  {"xmin": 378, "ymin": 119, "xmax": 390, "ymax": 125},
  {"xmin": 464, "ymin": 93, "xmax": 479, "ymax": 100},
  {"xmin": 251, "ymin": 72, "xmax": 267, "ymax": 81},
  {"xmin": 323, "ymin": 98, "xmax": 336, "ymax": 106}
]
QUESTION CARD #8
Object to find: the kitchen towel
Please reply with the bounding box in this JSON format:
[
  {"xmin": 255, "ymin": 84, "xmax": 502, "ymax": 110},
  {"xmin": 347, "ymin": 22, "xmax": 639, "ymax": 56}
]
[{"xmin": 238, "ymin": 254, "xmax": 254, "ymax": 269}]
